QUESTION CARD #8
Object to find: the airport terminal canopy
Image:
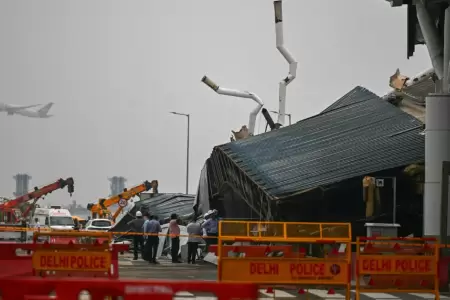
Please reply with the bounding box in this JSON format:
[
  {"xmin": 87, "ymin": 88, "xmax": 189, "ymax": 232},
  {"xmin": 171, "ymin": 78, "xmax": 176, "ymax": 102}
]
[{"xmin": 204, "ymin": 86, "xmax": 425, "ymax": 221}]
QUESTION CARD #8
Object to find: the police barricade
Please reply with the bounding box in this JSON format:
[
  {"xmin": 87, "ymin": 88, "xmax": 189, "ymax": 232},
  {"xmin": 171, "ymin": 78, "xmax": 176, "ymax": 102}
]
[
  {"xmin": 355, "ymin": 237, "xmax": 439, "ymax": 300},
  {"xmin": 31, "ymin": 231, "xmax": 128, "ymax": 279},
  {"xmin": 33, "ymin": 229, "xmax": 112, "ymax": 244},
  {"xmin": 217, "ymin": 221, "xmax": 352, "ymax": 299},
  {"xmin": 0, "ymin": 276, "xmax": 259, "ymax": 300},
  {"xmin": 0, "ymin": 243, "xmax": 36, "ymax": 278}
]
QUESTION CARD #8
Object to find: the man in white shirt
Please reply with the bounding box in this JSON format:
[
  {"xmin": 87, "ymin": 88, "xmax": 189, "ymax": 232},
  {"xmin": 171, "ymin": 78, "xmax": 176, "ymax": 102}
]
[
  {"xmin": 34, "ymin": 218, "xmax": 40, "ymax": 231},
  {"xmin": 186, "ymin": 217, "xmax": 202, "ymax": 264}
]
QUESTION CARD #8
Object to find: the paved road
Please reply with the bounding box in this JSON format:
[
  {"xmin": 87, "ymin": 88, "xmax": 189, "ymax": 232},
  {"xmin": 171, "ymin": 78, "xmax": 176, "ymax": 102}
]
[{"xmin": 118, "ymin": 254, "xmax": 448, "ymax": 300}]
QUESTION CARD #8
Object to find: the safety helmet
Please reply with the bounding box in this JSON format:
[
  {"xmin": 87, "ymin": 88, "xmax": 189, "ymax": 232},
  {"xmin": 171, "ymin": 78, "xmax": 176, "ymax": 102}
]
[
  {"xmin": 136, "ymin": 211, "xmax": 142, "ymax": 217},
  {"xmin": 204, "ymin": 210, "xmax": 213, "ymax": 218}
]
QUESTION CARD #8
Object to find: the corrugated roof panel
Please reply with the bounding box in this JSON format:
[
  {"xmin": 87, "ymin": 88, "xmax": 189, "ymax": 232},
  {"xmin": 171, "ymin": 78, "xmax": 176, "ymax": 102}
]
[
  {"xmin": 138, "ymin": 193, "xmax": 195, "ymax": 218},
  {"xmin": 216, "ymin": 86, "xmax": 424, "ymax": 199},
  {"xmin": 111, "ymin": 193, "xmax": 195, "ymax": 232},
  {"xmin": 321, "ymin": 86, "xmax": 378, "ymax": 113}
]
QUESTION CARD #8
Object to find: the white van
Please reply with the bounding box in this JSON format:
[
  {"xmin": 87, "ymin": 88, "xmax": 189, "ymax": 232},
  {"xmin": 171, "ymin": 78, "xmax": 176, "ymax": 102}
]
[{"xmin": 32, "ymin": 207, "xmax": 74, "ymax": 230}]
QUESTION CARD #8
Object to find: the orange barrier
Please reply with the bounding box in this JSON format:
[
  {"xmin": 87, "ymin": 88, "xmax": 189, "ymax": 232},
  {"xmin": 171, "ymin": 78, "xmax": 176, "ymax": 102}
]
[
  {"xmin": 0, "ymin": 277, "xmax": 259, "ymax": 299},
  {"xmin": 33, "ymin": 230, "xmax": 113, "ymax": 244},
  {"xmin": 0, "ymin": 231, "xmax": 128, "ymax": 279},
  {"xmin": 31, "ymin": 240, "xmax": 128, "ymax": 278},
  {"xmin": 217, "ymin": 221, "xmax": 352, "ymax": 299},
  {"xmin": 0, "ymin": 243, "xmax": 36, "ymax": 278},
  {"xmin": 209, "ymin": 244, "xmax": 294, "ymax": 257},
  {"xmin": 355, "ymin": 237, "xmax": 440, "ymax": 300}
]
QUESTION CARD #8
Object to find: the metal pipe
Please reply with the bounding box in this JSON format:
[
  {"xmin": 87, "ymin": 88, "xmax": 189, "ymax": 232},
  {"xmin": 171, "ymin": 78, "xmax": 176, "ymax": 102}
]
[
  {"xmin": 415, "ymin": 0, "xmax": 444, "ymax": 79},
  {"xmin": 201, "ymin": 76, "xmax": 264, "ymax": 135},
  {"xmin": 274, "ymin": 0, "xmax": 297, "ymax": 126},
  {"xmin": 444, "ymin": 7, "xmax": 450, "ymax": 92},
  {"xmin": 393, "ymin": 177, "xmax": 397, "ymax": 224},
  {"xmin": 170, "ymin": 111, "xmax": 190, "ymax": 194},
  {"xmin": 270, "ymin": 110, "xmax": 292, "ymax": 125},
  {"xmin": 261, "ymin": 108, "xmax": 277, "ymax": 130},
  {"xmin": 186, "ymin": 114, "xmax": 190, "ymax": 194},
  {"xmin": 440, "ymin": 161, "xmax": 450, "ymax": 247}
]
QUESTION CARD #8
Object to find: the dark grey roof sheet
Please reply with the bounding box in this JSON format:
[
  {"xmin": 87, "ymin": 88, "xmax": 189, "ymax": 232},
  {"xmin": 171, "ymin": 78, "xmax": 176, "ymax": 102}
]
[
  {"xmin": 216, "ymin": 86, "xmax": 424, "ymax": 199},
  {"xmin": 321, "ymin": 87, "xmax": 374, "ymax": 113},
  {"xmin": 137, "ymin": 193, "xmax": 195, "ymax": 218},
  {"xmin": 111, "ymin": 193, "xmax": 195, "ymax": 232}
]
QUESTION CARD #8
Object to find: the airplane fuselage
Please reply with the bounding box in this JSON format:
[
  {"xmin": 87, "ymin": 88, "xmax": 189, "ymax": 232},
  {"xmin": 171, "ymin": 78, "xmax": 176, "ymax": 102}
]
[
  {"xmin": 13, "ymin": 110, "xmax": 52, "ymax": 118},
  {"xmin": 0, "ymin": 102, "xmax": 53, "ymax": 118}
]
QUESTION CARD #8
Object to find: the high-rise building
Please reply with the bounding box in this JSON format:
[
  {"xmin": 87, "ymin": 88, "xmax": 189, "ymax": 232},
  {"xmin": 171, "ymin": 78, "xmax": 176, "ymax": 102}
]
[
  {"xmin": 108, "ymin": 176, "xmax": 127, "ymax": 196},
  {"xmin": 13, "ymin": 173, "xmax": 32, "ymax": 197}
]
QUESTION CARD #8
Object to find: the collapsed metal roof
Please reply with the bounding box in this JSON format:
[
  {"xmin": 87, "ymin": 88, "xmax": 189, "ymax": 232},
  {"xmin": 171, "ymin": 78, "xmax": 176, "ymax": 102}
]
[
  {"xmin": 384, "ymin": 68, "xmax": 435, "ymax": 123},
  {"xmin": 137, "ymin": 193, "xmax": 195, "ymax": 218},
  {"xmin": 209, "ymin": 86, "xmax": 424, "ymax": 206},
  {"xmin": 110, "ymin": 193, "xmax": 195, "ymax": 233}
]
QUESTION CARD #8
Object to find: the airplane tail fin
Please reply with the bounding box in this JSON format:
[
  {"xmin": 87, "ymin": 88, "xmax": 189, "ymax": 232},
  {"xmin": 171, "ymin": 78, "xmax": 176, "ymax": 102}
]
[{"xmin": 38, "ymin": 103, "xmax": 54, "ymax": 116}]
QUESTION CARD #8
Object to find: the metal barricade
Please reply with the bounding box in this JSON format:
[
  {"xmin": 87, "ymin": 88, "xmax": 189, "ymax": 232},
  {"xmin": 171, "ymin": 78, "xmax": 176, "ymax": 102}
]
[
  {"xmin": 217, "ymin": 220, "xmax": 352, "ymax": 299},
  {"xmin": 355, "ymin": 237, "xmax": 440, "ymax": 300},
  {"xmin": 31, "ymin": 231, "xmax": 128, "ymax": 279},
  {"xmin": 0, "ymin": 277, "xmax": 259, "ymax": 300},
  {"xmin": 0, "ymin": 243, "xmax": 36, "ymax": 278}
]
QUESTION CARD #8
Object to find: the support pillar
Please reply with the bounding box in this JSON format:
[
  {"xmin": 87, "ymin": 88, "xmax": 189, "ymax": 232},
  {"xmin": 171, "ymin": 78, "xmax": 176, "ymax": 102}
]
[{"xmin": 424, "ymin": 94, "xmax": 450, "ymax": 237}]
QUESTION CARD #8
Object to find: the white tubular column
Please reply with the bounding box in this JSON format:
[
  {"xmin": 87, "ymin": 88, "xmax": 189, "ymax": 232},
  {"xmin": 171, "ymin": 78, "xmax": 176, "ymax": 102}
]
[
  {"xmin": 424, "ymin": 93, "xmax": 450, "ymax": 236},
  {"xmin": 201, "ymin": 75, "xmax": 264, "ymax": 135},
  {"xmin": 274, "ymin": 0, "xmax": 297, "ymax": 126}
]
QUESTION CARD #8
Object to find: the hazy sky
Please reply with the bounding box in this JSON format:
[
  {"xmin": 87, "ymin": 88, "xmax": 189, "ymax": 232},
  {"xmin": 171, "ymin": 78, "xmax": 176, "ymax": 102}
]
[{"xmin": 0, "ymin": 0, "xmax": 431, "ymax": 205}]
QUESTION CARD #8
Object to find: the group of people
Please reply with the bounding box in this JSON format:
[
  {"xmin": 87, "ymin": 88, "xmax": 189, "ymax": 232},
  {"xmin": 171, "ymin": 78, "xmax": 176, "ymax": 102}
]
[
  {"xmin": 127, "ymin": 208, "xmax": 219, "ymax": 264},
  {"xmin": 127, "ymin": 211, "xmax": 162, "ymax": 263}
]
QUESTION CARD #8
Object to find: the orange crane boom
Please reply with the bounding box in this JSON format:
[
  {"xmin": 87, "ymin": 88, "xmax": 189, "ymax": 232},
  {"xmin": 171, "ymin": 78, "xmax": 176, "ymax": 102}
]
[
  {"xmin": 87, "ymin": 180, "xmax": 158, "ymax": 222},
  {"xmin": 0, "ymin": 178, "xmax": 74, "ymax": 223}
]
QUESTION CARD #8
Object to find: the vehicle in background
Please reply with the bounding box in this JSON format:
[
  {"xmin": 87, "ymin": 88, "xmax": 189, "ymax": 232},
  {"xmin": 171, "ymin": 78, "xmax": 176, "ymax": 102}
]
[
  {"xmin": 29, "ymin": 206, "xmax": 75, "ymax": 243},
  {"xmin": 87, "ymin": 180, "xmax": 158, "ymax": 222},
  {"xmin": 72, "ymin": 216, "xmax": 87, "ymax": 229},
  {"xmin": 32, "ymin": 206, "xmax": 74, "ymax": 230},
  {"xmin": 84, "ymin": 219, "xmax": 112, "ymax": 231}
]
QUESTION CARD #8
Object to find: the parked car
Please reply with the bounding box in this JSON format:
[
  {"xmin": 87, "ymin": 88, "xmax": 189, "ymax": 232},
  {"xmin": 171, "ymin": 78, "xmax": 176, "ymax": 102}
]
[{"xmin": 84, "ymin": 219, "xmax": 112, "ymax": 231}]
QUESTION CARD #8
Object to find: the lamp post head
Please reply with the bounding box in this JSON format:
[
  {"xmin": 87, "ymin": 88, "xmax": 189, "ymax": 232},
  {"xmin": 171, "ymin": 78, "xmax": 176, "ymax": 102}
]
[{"xmin": 170, "ymin": 111, "xmax": 189, "ymax": 117}]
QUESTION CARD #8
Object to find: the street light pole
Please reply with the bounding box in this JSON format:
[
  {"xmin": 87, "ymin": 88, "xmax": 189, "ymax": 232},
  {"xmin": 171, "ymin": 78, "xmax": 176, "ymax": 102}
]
[
  {"xmin": 186, "ymin": 114, "xmax": 190, "ymax": 194},
  {"xmin": 270, "ymin": 110, "xmax": 292, "ymax": 125},
  {"xmin": 170, "ymin": 112, "xmax": 190, "ymax": 194}
]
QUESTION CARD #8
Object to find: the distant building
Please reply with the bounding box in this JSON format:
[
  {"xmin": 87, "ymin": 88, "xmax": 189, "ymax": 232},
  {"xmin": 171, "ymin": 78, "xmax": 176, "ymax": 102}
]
[
  {"xmin": 108, "ymin": 176, "xmax": 126, "ymax": 196},
  {"xmin": 13, "ymin": 173, "xmax": 32, "ymax": 197}
]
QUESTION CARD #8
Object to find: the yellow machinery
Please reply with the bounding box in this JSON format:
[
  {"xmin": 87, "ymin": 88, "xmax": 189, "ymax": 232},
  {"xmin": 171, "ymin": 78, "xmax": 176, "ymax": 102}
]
[
  {"xmin": 72, "ymin": 216, "xmax": 87, "ymax": 228},
  {"xmin": 87, "ymin": 180, "xmax": 158, "ymax": 222}
]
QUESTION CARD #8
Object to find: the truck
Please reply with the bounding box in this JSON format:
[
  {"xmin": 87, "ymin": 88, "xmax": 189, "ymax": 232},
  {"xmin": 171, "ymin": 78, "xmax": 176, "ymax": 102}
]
[
  {"xmin": 30, "ymin": 206, "xmax": 76, "ymax": 243},
  {"xmin": 0, "ymin": 178, "xmax": 74, "ymax": 242},
  {"xmin": 87, "ymin": 180, "xmax": 158, "ymax": 222},
  {"xmin": 32, "ymin": 206, "xmax": 74, "ymax": 231}
]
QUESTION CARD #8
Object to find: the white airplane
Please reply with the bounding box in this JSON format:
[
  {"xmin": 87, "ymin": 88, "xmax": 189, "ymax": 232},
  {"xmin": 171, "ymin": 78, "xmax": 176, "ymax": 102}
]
[{"xmin": 0, "ymin": 102, "xmax": 54, "ymax": 118}]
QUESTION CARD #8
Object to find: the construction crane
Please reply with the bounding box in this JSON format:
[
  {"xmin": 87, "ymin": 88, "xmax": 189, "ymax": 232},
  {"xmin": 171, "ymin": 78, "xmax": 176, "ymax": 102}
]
[
  {"xmin": 0, "ymin": 178, "xmax": 74, "ymax": 223},
  {"xmin": 87, "ymin": 180, "xmax": 158, "ymax": 222}
]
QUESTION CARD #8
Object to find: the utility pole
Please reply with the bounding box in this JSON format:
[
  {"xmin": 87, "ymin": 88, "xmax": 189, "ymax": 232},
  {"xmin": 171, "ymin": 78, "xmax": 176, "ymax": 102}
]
[{"xmin": 170, "ymin": 111, "xmax": 190, "ymax": 194}]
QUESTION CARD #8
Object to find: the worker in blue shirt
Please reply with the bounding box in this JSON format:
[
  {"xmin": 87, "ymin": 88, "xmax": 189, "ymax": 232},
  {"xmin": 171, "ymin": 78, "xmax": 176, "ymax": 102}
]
[
  {"xmin": 201, "ymin": 209, "xmax": 218, "ymax": 252},
  {"xmin": 143, "ymin": 213, "xmax": 161, "ymax": 264}
]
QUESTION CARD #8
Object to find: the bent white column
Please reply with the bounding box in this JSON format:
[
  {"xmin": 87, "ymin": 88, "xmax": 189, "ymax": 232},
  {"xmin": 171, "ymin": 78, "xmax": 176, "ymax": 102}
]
[{"xmin": 424, "ymin": 94, "xmax": 450, "ymax": 236}]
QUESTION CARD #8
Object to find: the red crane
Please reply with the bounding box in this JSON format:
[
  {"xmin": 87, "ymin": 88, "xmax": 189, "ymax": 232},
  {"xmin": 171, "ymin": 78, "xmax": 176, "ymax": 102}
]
[{"xmin": 0, "ymin": 178, "xmax": 74, "ymax": 223}]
